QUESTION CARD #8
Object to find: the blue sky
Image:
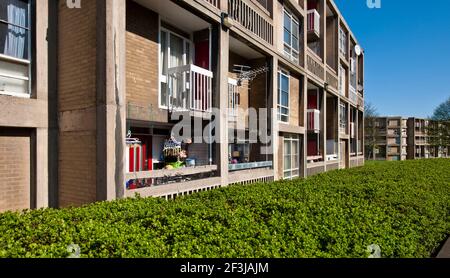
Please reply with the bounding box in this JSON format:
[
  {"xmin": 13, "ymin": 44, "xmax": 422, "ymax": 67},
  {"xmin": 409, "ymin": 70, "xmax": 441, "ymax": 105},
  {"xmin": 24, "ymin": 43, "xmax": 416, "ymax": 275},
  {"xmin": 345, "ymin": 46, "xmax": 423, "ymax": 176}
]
[{"xmin": 334, "ymin": 0, "xmax": 450, "ymax": 118}]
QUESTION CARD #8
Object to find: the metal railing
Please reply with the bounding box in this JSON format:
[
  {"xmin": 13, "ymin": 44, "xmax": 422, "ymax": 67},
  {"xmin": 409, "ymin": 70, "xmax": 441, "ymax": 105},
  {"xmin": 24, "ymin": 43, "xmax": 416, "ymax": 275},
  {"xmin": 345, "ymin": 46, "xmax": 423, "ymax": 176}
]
[
  {"xmin": 307, "ymin": 9, "xmax": 320, "ymax": 36},
  {"xmin": 307, "ymin": 109, "xmax": 321, "ymax": 133},
  {"xmin": 228, "ymin": 0, "xmax": 274, "ymax": 44},
  {"xmin": 167, "ymin": 64, "xmax": 213, "ymax": 113}
]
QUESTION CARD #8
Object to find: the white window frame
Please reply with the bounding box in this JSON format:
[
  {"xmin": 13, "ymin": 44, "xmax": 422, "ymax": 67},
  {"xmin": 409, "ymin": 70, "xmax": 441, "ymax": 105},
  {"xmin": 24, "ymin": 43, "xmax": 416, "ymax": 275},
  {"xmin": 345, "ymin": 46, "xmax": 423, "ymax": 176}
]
[
  {"xmin": 339, "ymin": 27, "xmax": 347, "ymax": 57},
  {"xmin": 159, "ymin": 26, "xmax": 193, "ymax": 109},
  {"xmin": 283, "ymin": 8, "xmax": 300, "ymax": 64},
  {"xmin": 339, "ymin": 101, "xmax": 348, "ymax": 132},
  {"xmin": 338, "ymin": 64, "xmax": 346, "ymax": 96},
  {"xmin": 0, "ymin": 0, "xmax": 32, "ymax": 98},
  {"xmin": 283, "ymin": 135, "xmax": 300, "ymax": 180},
  {"xmin": 277, "ymin": 69, "xmax": 290, "ymax": 123}
]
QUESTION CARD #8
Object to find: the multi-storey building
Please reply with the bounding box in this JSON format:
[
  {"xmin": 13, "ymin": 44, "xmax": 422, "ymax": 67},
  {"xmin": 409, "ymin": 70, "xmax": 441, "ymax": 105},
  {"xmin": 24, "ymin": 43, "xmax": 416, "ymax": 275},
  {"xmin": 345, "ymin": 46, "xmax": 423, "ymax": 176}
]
[
  {"xmin": 0, "ymin": 0, "xmax": 365, "ymax": 212},
  {"xmin": 366, "ymin": 117, "xmax": 408, "ymax": 161},
  {"xmin": 367, "ymin": 117, "xmax": 449, "ymax": 161},
  {"xmin": 407, "ymin": 118, "xmax": 449, "ymax": 159}
]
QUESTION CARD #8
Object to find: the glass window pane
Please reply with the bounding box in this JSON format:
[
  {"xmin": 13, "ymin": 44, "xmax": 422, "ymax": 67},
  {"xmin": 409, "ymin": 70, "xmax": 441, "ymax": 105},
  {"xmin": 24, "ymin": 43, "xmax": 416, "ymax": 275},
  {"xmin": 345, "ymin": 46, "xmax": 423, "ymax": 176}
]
[
  {"xmin": 284, "ymin": 29, "xmax": 291, "ymax": 45},
  {"xmin": 160, "ymin": 31, "xmax": 168, "ymax": 75},
  {"xmin": 160, "ymin": 82, "xmax": 168, "ymax": 107},
  {"xmin": 0, "ymin": 0, "xmax": 30, "ymax": 60},
  {"xmin": 281, "ymin": 92, "xmax": 289, "ymax": 107},
  {"xmin": 169, "ymin": 34, "xmax": 184, "ymax": 68},
  {"xmin": 281, "ymin": 75, "xmax": 289, "ymax": 91},
  {"xmin": 293, "ymin": 21, "xmax": 299, "ymax": 38},
  {"xmin": 284, "ymin": 12, "xmax": 291, "ymax": 32},
  {"xmin": 0, "ymin": 0, "xmax": 29, "ymax": 27},
  {"xmin": 292, "ymin": 37, "xmax": 299, "ymax": 51}
]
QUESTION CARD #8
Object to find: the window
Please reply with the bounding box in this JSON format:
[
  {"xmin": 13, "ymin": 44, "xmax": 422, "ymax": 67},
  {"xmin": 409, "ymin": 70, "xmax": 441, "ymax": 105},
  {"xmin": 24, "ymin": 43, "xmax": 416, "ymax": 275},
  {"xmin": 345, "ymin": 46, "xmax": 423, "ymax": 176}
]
[
  {"xmin": 0, "ymin": 0, "xmax": 31, "ymax": 98},
  {"xmin": 339, "ymin": 102, "xmax": 348, "ymax": 133},
  {"xmin": 283, "ymin": 8, "xmax": 300, "ymax": 63},
  {"xmin": 284, "ymin": 135, "xmax": 300, "ymax": 180},
  {"xmin": 159, "ymin": 29, "xmax": 192, "ymax": 108},
  {"xmin": 277, "ymin": 70, "xmax": 290, "ymax": 123},
  {"xmin": 338, "ymin": 64, "xmax": 346, "ymax": 96},
  {"xmin": 339, "ymin": 27, "xmax": 347, "ymax": 57}
]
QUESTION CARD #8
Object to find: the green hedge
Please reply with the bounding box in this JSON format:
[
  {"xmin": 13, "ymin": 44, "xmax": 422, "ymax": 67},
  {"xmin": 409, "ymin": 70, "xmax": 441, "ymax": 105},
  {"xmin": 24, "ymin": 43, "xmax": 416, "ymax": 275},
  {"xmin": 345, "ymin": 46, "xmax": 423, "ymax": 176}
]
[{"xmin": 0, "ymin": 159, "xmax": 449, "ymax": 258}]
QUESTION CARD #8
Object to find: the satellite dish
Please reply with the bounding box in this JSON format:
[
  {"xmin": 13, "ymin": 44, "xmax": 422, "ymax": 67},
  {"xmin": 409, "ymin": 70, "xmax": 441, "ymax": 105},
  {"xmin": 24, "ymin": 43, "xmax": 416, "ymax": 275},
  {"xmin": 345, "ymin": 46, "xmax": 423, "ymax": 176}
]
[{"xmin": 355, "ymin": 45, "xmax": 362, "ymax": 56}]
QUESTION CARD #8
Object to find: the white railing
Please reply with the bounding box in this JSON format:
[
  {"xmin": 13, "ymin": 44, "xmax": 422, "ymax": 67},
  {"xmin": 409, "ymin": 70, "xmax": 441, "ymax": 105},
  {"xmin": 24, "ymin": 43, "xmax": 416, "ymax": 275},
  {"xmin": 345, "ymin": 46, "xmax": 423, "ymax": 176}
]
[
  {"xmin": 228, "ymin": 0, "xmax": 274, "ymax": 44},
  {"xmin": 338, "ymin": 64, "xmax": 346, "ymax": 96},
  {"xmin": 349, "ymin": 86, "xmax": 357, "ymax": 105},
  {"xmin": 350, "ymin": 122, "xmax": 356, "ymax": 138},
  {"xmin": 307, "ymin": 109, "xmax": 321, "ymax": 133},
  {"xmin": 350, "ymin": 57, "xmax": 357, "ymax": 90},
  {"xmin": 167, "ymin": 64, "xmax": 213, "ymax": 113},
  {"xmin": 307, "ymin": 9, "xmax": 320, "ymax": 36},
  {"xmin": 326, "ymin": 140, "xmax": 338, "ymax": 161},
  {"xmin": 228, "ymin": 78, "xmax": 239, "ymax": 121},
  {"xmin": 339, "ymin": 27, "xmax": 347, "ymax": 57}
]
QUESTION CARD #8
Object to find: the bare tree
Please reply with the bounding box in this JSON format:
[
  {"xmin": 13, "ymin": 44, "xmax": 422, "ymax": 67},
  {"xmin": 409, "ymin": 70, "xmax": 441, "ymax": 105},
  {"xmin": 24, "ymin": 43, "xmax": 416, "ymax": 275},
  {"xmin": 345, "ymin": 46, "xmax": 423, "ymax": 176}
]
[{"xmin": 364, "ymin": 102, "xmax": 380, "ymax": 160}]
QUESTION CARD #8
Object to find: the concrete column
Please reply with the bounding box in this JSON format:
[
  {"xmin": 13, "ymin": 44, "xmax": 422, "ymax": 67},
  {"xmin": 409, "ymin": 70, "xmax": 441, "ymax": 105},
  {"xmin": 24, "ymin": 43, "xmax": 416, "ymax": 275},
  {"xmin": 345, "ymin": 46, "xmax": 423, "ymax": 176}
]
[
  {"xmin": 321, "ymin": 88, "xmax": 326, "ymax": 164},
  {"xmin": 96, "ymin": 0, "xmax": 127, "ymax": 201},
  {"xmin": 35, "ymin": 1, "xmax": 49, "ymax": 209},
  {"xmin": 270, "ymin": 56, "xmax": 279, "ymax": 181},
  {"xmin": 35, "ymin": 128, "xmax": 49, "ymax": 208},
  {"xmin": 213, "ymin": 25, "xmax": 229, "ymax": 186},
  {"xmin": 302, "ymin": 76, "xmax": 308, "ymax": 178}
]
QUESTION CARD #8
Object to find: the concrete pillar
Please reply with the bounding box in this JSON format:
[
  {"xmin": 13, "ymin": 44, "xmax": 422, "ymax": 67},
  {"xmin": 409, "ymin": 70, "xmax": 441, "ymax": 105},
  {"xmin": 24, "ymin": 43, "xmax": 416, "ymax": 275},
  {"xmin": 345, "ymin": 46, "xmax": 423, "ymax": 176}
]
[
  {"xmin": 35, "ymin": 1, "xmax": 49, "ymax": 209},
  {"xmin": 270, "ymin": 56, "xmax": 279, "ymax": 181},
  {"xmin": 96, "ymin": 0, "xmax": 127, "ymax": 201},
  {"xmin": 212, "ymin": 24, "xmax": 229, "ymax": 186},
  {"xmin": 321, "ymin": 88, "xmax": 326, "ymax": 165}
]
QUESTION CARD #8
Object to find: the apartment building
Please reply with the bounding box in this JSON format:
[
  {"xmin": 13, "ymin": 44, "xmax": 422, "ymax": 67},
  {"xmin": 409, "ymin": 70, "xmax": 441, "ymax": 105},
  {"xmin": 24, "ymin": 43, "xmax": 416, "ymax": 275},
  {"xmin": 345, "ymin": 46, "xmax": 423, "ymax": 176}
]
[
  {"xmin": 367, "ymin": 117, "xmax": 449, "ymax": 161},
  {"xmin": 366, "ymin": 117, "xmax": 408, "ymax": 161},
  {"xmin": 0, "ymin": 0, "xmax": 364, "ymax": 212},
  {"xmin": 407, "ymin": 118, "xmax": 449, "ymax": 159}
]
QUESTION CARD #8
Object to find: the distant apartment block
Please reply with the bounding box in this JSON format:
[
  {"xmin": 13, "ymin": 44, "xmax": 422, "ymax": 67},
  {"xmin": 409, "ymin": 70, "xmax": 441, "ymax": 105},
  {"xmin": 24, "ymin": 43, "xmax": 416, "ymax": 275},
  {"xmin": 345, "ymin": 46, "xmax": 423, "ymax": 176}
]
[
  {"xmin": 0, "ymin": 0, "xmax": 365, "ymax": 213},
  {"xmin": 367, "ymin": 117, "xmax": 449, "ymax": 161}
]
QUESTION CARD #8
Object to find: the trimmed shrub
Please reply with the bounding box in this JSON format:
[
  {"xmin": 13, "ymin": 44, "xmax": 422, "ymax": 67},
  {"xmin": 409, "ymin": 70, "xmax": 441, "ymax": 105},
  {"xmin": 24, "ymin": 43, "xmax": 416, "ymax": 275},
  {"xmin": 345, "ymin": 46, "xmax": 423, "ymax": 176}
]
[{"xmin": 0, "ymin": 159, "xmax": 449, "ymax": 258}]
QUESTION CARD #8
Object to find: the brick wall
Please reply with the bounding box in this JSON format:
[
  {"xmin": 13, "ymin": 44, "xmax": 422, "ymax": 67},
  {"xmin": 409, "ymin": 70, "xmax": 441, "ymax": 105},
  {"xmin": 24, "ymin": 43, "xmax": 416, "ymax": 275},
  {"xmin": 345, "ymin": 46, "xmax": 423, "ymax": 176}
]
[
  {"xmin": 289, "ymin": 75, "xmax": 300, "ymax": 126},
  {"xmin": 58, "ymin": 0, "xmax": 98, "ymax": 207},
  {"xmin": 0, "ymin": 132, "xmax": 31, "ymax": 212},
  {"xmin": 126, "ymin": 1, "xmax": 167, "ymax": 123}
]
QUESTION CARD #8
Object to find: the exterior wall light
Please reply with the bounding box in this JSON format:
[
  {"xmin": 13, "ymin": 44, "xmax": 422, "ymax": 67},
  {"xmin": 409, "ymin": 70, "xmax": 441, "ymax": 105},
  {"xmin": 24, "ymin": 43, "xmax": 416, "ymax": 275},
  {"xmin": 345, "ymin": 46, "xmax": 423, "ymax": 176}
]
[{"xmin": 221, "ymin": 12, "xmax": 233, "ymax": 29}]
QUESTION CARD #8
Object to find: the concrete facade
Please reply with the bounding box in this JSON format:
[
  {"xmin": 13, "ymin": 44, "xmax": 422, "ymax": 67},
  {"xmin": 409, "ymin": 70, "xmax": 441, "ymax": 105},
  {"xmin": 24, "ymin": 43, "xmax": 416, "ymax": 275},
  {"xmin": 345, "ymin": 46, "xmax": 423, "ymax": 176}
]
[
  {"xmin": 367, "ymin": 117, "xmax": 449, "ymax": 161},
  {"xmin": 0, "ymin": 0, "xmax": 365, "ymax": 212}
]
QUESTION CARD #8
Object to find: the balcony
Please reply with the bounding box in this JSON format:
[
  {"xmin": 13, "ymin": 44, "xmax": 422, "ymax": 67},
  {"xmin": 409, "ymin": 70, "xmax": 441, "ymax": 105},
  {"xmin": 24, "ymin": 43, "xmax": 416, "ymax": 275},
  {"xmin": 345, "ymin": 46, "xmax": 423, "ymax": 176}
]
[
  {"xmin": 350, "ymin": 122, "xmax": 356, "ymax": 139},
  {"xmin": 167, "ymin": 64, "xmax": 213, "ymax": 113},
  {"xmin": 228, "ymin": 0, "xmax": 274, "ymax": 45},
  {"xmin": 228, "ymin": 78, "xmax": 239, "ymax": 121},
  {"xmin": 202, "ymin": 0, "xmax": 220, "ymax": 8},
  {"xmin": 326, "ymin": 140, "xmax": 338, "ymax": 161},
  {"xmin": 307, "ymin": 109, "xmax": 321, "ymax": 133},
  {"xmin": 307, "ymin": 9, "xmax": 320, "ymax": 41},
  {"xmin": 349, "ymin": 86, "xmax": 357, "ymax": 105}
]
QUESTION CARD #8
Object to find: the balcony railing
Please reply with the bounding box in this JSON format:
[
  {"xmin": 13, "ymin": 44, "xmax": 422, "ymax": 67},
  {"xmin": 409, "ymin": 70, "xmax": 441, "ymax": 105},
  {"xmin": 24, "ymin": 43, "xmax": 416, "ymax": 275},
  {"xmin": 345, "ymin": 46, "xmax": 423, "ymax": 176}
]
[
  {"xmin": 228, "ymin": 78, "xmax": 239, "ymax": 121},
  {"xmin": 202, "ymin": 0, "xmax": 220, "ymax": 8},
  {"xmin": 350, "ymin": 122, "xmax": 356, "ymax": 138},
  {"xmin": 167, "ymin": 64, "xmax": 213, "ymax": 113},
  {"xmin": 228, "ymin": 0, "xmax": 274, "ymax": 44},
  {"xmin": 326, "ymin": 140, "xmax": 338, "ymax": 161},
  {"xmin": 307, "ymin": 50, "xmax": 325, "ymax": 80},
  {"xmin": 307, "ymin": 9, "xmax": 320, "ymax": 39},
  {"xmin": 307, "ymin": 109, "xmax": 321, "ymax": 133},
  {"xmin": 349, "ymin": 86, "xmax": 357, "ymax": 105}
]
